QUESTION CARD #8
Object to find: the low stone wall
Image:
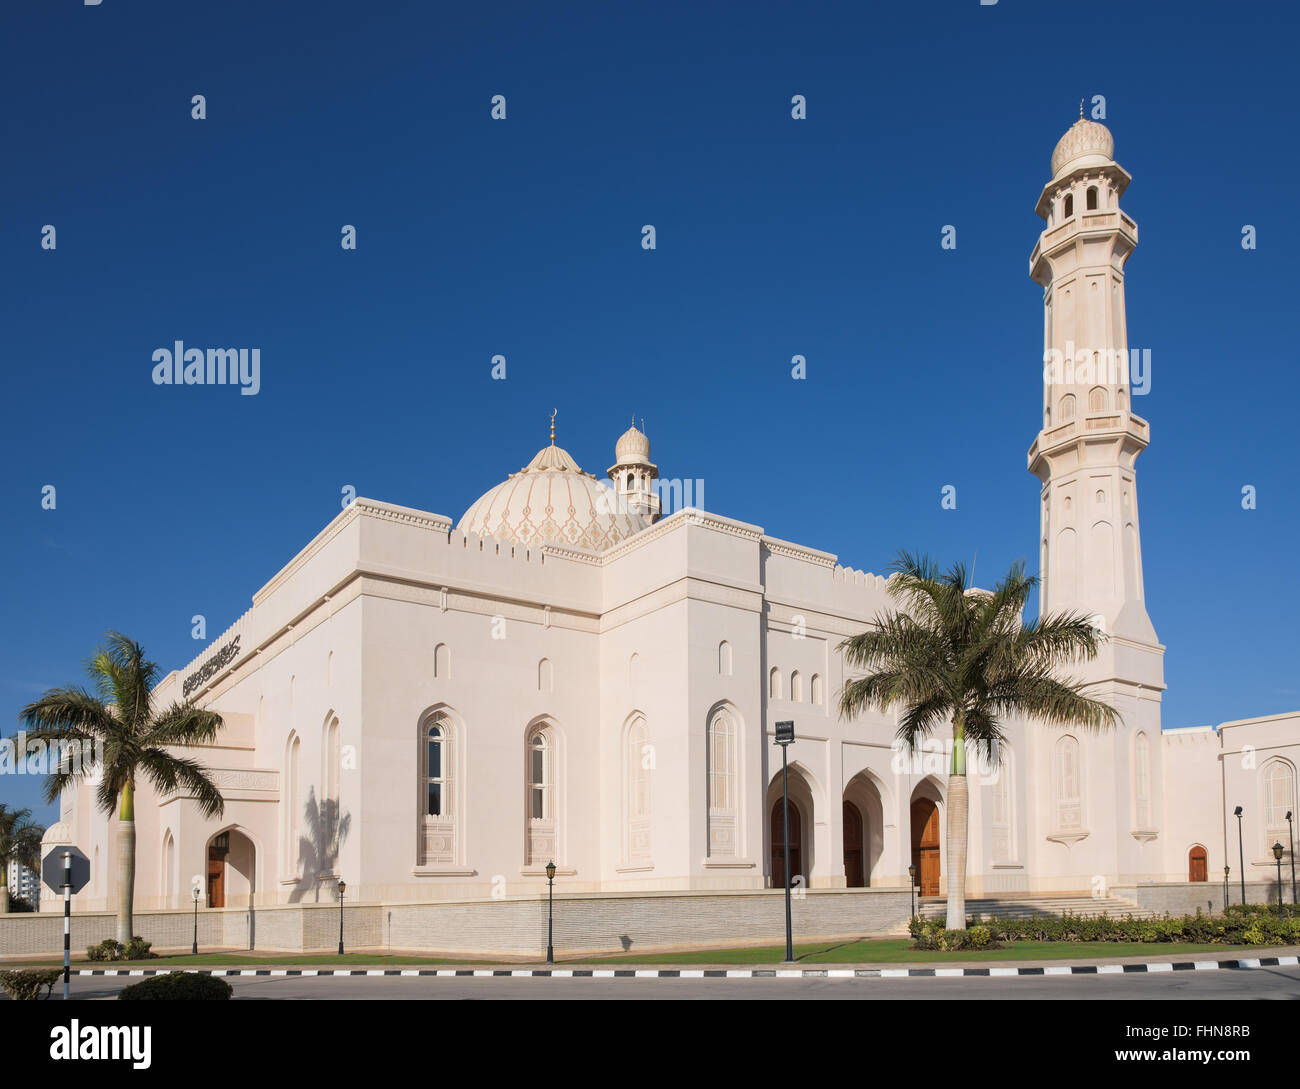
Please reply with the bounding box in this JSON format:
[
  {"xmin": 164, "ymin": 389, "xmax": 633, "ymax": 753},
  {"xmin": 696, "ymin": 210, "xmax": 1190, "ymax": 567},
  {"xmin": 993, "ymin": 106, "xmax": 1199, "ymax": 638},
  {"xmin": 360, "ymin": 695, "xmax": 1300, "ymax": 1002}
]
[
  {"xmin": 1117, "ymin": 880, "xmax": 1287, "ymax": 916},
  {"xmin": 0, "ymin": 888, "xmax": 909, "ymax": 958}
]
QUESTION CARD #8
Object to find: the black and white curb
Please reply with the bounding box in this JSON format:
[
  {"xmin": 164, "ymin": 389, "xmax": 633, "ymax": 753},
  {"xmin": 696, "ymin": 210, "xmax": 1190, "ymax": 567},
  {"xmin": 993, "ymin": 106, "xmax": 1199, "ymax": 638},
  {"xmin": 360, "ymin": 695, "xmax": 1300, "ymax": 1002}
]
[{"xmin": 74, "ymin": 954, "xmax": 1300, "ymax": 979}]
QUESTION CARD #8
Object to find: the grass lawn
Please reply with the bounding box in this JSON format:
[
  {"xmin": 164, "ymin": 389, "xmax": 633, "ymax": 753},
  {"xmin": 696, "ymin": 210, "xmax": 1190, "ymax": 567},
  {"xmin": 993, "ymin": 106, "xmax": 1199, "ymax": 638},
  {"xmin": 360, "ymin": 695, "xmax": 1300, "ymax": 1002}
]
[
  {"xmin": 4, "ymin": 938, "xmax": 1272, "ymax": 970},
  {"xmin": 586, "ymin": 938, "xmax": 1261, "ymax": 964}
]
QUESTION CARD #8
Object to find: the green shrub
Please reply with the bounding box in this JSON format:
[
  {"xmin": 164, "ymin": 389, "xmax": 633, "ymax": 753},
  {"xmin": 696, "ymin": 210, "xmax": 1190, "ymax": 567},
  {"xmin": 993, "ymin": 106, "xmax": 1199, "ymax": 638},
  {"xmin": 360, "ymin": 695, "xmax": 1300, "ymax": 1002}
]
[
  {"xmin": 118, "ymin": 972, "xmax": 232, "ymax": 1001},
  {"xmin": 87, "ymin": 936, "xmax": 156, "ymax": 962},
  {"xmin": 87, "ymin": 939, "xmax": 123, "ymax": 961},
  {"xmin": 0, "ymin": 968, "xmax": 63, "ymax": 1001}
]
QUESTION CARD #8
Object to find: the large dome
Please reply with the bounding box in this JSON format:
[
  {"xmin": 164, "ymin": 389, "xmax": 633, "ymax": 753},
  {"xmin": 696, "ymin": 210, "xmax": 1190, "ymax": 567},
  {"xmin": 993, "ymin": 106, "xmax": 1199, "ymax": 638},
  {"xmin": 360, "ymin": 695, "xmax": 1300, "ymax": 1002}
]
[
  {"xmin": 1050, "ymin": 118, "xmax": 1114, "ymax": 179},
  {"xmin": 457, "ymin": 440, "xmax": 649, "ymax": 552}
]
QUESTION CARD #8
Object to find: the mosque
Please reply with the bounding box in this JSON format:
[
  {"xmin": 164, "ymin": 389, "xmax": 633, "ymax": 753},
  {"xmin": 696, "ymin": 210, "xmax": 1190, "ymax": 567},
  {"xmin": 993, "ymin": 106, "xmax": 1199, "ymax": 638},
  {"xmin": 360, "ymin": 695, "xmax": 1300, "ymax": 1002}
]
[{"xmin": 42, "ymin": 117, "xmax": 1300, "ymax": 927}]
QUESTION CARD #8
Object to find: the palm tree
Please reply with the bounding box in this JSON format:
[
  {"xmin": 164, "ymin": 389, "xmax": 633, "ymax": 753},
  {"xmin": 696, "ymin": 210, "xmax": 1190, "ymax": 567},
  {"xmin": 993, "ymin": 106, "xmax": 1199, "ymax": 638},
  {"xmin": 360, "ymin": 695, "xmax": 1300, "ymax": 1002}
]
[
  {"xmin": 839, "ymin": 552, "xmax": 1120, "ymax": 930},
  {"xmin": 0, "ymin": 805, "xmax": 44, "ymax": 913},
  {"xmin": 20, "ymin": 632, "xmax": 226, "ymax": 943}
]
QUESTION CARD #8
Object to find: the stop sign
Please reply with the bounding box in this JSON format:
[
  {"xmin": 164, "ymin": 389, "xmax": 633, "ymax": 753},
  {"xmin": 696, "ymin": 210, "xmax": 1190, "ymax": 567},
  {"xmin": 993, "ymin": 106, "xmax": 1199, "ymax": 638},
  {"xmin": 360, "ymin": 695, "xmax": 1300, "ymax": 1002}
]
[{"xmin": 41, "ymin": 845, "xmax": 91, "ymax": 895}]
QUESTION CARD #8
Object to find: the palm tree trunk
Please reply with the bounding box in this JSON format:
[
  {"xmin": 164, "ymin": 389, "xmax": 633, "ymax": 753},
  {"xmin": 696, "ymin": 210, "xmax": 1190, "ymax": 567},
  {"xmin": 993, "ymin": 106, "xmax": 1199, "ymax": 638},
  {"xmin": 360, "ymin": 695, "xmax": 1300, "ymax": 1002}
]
[
  {"xmin": 0, "ymin": 869, "xmax": 8, "ymax": 915},
  {"xmin": 116, "ymin": 782, "xmax": 136, "ymax": 945},
  {"xmin": 945, "ymin": 715, "xmax": 968, "ymax": 931}
]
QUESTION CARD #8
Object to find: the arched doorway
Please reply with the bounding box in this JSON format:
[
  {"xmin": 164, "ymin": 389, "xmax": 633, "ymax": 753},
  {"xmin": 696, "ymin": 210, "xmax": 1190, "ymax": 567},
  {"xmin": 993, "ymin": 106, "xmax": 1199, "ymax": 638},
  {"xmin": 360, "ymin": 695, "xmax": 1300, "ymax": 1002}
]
[
  {"xmin": 1188, "ymin": 845, "xmax": 1208, "ymax": 883},
  {"xmin": 206, "ymin": 829, "xmax": 257, "ymax": 908},
  {"xmin": 910, "ymin": 798, "xmax": 941, "ymax": 896},
  {"xmin": 770, "ymin": 799, "xmax": 802, "ymax": 889},
  {"xmin": 843, "ymin": 801, "xmax": 865, "ymax": 887}
]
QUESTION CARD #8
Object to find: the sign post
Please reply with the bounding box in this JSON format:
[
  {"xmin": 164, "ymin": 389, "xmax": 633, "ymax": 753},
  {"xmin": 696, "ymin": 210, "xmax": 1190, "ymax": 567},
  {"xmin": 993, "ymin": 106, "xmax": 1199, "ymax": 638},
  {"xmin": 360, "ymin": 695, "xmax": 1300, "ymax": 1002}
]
[
  {"xmin": 41, "ymin": 845, "xmax": 90, "ymax": 1001},
  {"xmin": 774, "ymin": 720, "xmax": 796, "ymax": 963}
]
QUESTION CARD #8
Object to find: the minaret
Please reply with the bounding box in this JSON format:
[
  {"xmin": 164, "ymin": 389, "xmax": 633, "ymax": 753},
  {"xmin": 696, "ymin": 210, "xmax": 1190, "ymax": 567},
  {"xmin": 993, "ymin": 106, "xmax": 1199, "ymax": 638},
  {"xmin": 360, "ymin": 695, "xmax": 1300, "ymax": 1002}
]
[
  {"xmin": 1028, "ymin": 114, "xmax": 1157, "ymax": 650},
  {"xmin": 608, "ymin": 421, "xmax": 660, "ymax": 523}
]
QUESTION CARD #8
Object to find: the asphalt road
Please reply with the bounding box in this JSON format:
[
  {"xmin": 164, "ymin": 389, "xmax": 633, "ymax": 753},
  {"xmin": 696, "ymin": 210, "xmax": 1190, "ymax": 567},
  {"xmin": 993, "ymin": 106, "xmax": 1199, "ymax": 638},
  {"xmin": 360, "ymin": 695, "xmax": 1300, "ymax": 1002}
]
[{"xmin": 64, "ymin": 963, "xmax": 1300, "ymax": 1000}]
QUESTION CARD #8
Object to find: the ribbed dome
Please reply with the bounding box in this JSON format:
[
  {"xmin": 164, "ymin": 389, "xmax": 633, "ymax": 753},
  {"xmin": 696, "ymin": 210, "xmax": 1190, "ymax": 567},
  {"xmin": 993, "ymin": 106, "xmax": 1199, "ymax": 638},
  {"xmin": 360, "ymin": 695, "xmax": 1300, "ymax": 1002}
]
[
  {"xmin": 458, "ymin": 442, "xmax": 649, "ymax": 552},
  {"xmin": 1050, "ymin": 119, "xmax": 1114, "ymax": 179},
  {"xmin": 614, "ymin": 424, "xmax": 651, "ymax": 462}
]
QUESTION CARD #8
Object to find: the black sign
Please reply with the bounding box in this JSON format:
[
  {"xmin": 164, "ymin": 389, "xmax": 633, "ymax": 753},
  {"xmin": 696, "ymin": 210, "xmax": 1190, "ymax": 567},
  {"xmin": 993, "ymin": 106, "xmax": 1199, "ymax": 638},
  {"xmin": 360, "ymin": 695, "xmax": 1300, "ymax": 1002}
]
[
  {"xmin": 774, "ymin": 720, "xmax": 795, "ymax": 745},
  {"xmin": 183, "ymin": 635, "xmax": 241, "ymax": 697},
  {"xmin": 41, "ymin": 845, "xmax": 90, "ymax": 895}
]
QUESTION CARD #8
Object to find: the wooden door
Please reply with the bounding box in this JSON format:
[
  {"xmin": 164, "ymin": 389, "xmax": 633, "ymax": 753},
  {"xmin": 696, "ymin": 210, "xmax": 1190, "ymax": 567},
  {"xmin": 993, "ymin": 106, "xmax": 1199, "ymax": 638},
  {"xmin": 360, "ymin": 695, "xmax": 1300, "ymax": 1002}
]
[
  {"xmin": 843, "ymin": 801, "xmax": 864, "ymax": 887},
  {"xmin": 770, "ymin": 799, "xmax": 802, "ymax": 888},
  {"xmin": 207, "ymin": 845, "xmax": 226, "ymax": 908},
  {"xmin": 911, "ymin": 799, "xmax": 941, "ymax": 896},
  {"xmin": 1189, "ymin": 845, "xmax": 1208, "ymax": 883}
]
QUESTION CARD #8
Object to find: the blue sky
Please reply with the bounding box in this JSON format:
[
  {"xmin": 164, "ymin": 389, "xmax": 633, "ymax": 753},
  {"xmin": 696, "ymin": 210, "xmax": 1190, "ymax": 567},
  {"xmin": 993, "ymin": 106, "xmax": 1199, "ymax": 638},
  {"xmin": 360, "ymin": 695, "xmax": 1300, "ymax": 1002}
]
[{"xmin": 2, "ymin": 0, "xmax": 1297, "ymax": 826}]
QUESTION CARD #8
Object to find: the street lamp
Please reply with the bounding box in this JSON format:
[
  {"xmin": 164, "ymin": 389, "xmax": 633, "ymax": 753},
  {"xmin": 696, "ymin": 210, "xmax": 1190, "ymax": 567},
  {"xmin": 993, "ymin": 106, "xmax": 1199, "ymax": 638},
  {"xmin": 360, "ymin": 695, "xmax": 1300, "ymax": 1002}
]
[
  {"xmin": 1287, "ymin": 811, "xmax": 1296, "ymax": 906},
  {"xmin": 908, "ymin": 864, "xmax": 916, "ymax": 919},
  {"xmin": 1273, "ymin": 843, "xmax": 1285, "ymax": 915},
  {"xmin": 336, "ymin": 880, "xmax": 347, "ymax": 956},
  {"xmin": 192, "ymin": 886, "xmax": 200, "ymax": 956},
  {"xmin": 774, "ymin": 720, "xmax": 796, "ymax": 963},
  {"xmin": 1223, "ymin": 866, "xmax": 1230, "ymax": 914},
  {"xmin": 1234, "ymin": 807, "xmax": 1246, "ymax": 905},
  {"xmin": 545, "ymin": 860, "xmax": 557, "ymax": 965}
]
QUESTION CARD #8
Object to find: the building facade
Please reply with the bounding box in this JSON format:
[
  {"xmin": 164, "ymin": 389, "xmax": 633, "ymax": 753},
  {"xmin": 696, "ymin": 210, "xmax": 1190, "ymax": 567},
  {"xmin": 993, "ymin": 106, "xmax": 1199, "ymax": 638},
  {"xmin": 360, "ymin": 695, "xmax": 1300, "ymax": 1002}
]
[{"xmin": 42, "ymin": 117, "xmax": 1300, "ymax": 918}]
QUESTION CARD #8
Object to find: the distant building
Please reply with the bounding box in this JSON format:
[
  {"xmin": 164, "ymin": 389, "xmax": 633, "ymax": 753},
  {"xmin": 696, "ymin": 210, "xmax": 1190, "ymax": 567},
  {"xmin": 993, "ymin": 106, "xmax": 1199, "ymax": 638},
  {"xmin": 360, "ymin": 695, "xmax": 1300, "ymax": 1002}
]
[{"xmin": 6, "ymin": 862, "xmax": 40, "ymax": 909}]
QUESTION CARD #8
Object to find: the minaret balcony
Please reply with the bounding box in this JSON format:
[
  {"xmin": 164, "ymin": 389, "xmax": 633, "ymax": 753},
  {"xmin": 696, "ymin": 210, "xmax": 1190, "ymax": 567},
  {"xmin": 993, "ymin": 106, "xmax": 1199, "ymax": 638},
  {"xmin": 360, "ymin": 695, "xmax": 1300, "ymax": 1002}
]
[
  {"xmin": 1030, "ymin": 211, "xmax": 1138, "ymax": 283},
  {"xmin": 1028, "ymin": 411, "xmax": 1149, "ymax": 474}
]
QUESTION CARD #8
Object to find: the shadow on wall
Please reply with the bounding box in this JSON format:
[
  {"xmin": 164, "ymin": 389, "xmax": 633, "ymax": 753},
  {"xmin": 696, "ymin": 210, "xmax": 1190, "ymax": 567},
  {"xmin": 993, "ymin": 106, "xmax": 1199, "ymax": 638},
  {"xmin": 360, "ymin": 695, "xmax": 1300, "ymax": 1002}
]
[{"xmin": 289, "ymin": 788, "xmax": 352, "ymax": 904}]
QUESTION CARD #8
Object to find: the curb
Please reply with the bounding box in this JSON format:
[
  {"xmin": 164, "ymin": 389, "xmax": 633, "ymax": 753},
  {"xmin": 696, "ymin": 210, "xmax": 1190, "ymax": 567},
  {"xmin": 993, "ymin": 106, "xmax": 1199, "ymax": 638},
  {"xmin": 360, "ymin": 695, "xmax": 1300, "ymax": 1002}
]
[{"xmin": 74, "ymin": 954, "xmax": 1300, "ymax": 979}]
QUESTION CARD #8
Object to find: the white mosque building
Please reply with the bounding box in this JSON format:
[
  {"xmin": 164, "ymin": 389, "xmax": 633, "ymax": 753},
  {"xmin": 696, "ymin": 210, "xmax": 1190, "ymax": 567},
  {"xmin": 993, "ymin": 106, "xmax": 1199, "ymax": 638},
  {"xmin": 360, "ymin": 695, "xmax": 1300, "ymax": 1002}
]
[{"xmin": 42, "ymin": 117, "xmax": 1300, "ymax": 934}]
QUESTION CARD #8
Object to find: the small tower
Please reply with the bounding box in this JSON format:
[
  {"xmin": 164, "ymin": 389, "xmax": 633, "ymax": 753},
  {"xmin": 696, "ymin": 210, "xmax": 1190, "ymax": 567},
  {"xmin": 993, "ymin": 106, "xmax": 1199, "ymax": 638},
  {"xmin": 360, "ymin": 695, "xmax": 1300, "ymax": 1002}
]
[{"xmin": 608, "ymin": 422, "xmax": 660, "ymax": 523}]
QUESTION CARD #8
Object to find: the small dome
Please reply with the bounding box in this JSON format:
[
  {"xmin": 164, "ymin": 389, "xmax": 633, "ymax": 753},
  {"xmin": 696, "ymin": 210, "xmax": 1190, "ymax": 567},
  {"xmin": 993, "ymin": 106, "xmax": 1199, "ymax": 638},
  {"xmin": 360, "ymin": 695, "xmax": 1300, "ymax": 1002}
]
[
  {"xmin": 1050, "ymin": 119, "xmax": 1114, "ymax": 179},
  {"xmin": 458, "ymin": 441, "xmax": 649, "ymax": 552},
  {"xmin": 615, "ymin": 424, "xmax": 651, "ymax": 462}
]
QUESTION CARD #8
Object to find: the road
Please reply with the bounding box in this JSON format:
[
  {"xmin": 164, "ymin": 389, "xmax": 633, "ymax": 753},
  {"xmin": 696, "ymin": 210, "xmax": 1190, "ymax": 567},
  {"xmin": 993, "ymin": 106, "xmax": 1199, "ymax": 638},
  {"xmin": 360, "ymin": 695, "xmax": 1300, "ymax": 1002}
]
[{"xmin": 63, "ymin": 963, "xmax": 1300, "ymax": 1000}]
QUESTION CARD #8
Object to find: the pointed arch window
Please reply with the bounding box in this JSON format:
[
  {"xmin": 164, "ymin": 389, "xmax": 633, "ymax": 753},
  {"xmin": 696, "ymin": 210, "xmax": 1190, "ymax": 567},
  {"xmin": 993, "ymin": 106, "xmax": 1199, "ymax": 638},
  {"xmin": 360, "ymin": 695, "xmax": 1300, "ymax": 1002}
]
[
  {"xmin": 791, "ymin": 670, "xmax": 803, "ymax": 702},
  {"xmin": 419, "ymin": 710, "xmax": 459, "ymax": 868},
  {"xmin": 526, "ymin": 722, "xmax": 558, "ymax": 865},
  {"xmin": 1088, "ymin": 386, "xmax": 1108, "ymax": 413},
  {"xmin": 718, "ymin": 640, "xmax": 732, "ymax": 676},
  {"xmin": 1060, "ymin": 393, "xmax": 1077, "ymax": 421},
  {"xmin": 1054, "ymin": 735, "xmax": 1082, "ymax": 831},
  {"xmin": 625, "ymin": 716, "xmax": 651, "ymax": 864},
  {"xmin": 1086, "ymin": 186, "xmax": 1098, "ymax": 211},
  {"xmin": 769, "ymin": 667, "xmax": 783, "ymax": 700},
  {"xmin": 282, "ymin": 732, "xmax": 302, "ymax": 879},
  {"xmin": 707, "ymin": 707, "xmax": 739, "ymax": 857},
  {"xmin": 811, "ymin": 674, "xmax": 823, "ymax": 706},
  {"xmin": 992, "ymin": 746, "xmax": 1014, "ymax": 860},
  {"xmin": 1263, "ymin": 760, "xmax": 1296, "ymax": 852},
  {"xmin": 1134, "ymin": 731, "xmax": 1151, "ymax": 828}
]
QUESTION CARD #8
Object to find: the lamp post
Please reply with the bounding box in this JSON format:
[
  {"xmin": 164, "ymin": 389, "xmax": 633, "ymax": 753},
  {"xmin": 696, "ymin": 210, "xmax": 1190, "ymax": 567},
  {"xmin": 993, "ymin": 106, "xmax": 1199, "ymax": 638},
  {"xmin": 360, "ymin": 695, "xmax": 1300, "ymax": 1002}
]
[
  {"xmin": 1287, "ymin": 811, "xmax": 1296, "ymax": 906},
  {"xmin": 1234, "ymin": 806, "xmax": 1246, "ymax": 905},
  {"xmin": 545, "ymin": 860, "xmax": 556, "ymax": 964},
  {"xmin": 908, "ymin": 864, "xmax": 916, "ymax": 919},
  {"xmin": 1273, "ymin": 843, "xmax": 1285, "ymax": 915},
  {"xmin": 1223, "ymin": 866, "xmax": 1230, "ymax": 914},
  {"xmin": 192, "ymin": 886, "xmax": 200, "ymax": 956},
  {"xmin": 336, "ymin": 880, "xmax": 346, "ymax": 956},
  {"xmin": 774, "ymin": 721, "xmax": 796, "ymax": 963}
]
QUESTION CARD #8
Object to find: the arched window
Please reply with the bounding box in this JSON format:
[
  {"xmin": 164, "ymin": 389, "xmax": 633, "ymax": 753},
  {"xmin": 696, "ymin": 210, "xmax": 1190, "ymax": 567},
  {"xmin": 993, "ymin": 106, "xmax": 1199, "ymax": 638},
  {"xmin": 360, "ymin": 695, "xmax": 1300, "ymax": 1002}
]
[
  {"xmin": 626, "ymin": 472, "xmax": 634, "ymax": 490},
  {"xmin": 626, "ymin": 716, "xmax": 651, "ymax": 864},
  {"xmin": 1059, "ymin": 393, "xmax": 1076, "ymax": 421},
  {"xmin": 434, "ymin": 643, "xmax": 450, "ymax": 679},
  {"xmin": 1054, "ymin": 735, "xmax": 1082, "ymax": 830},
  {"xmin": 1088, "ymin": 386, "xmax": 1108, "ymax": 413},
  {"xmin": 1117, "ymin": 388, "xmax": 1127, "ymax": 411},
  {"xmin": 707, "ymin": 707, "xmax": 738, "ymax": 857},
  {"xmin": 538, "ymin": 658, "xmax": 553, "ymax": 692},
  {"xmin": 1086, "ymin": 186, "xmax": 1098, "ymax": 210},
  {"xmin": 1134, "ymin": 731, "xmax": 1151, "ymax": 828},
  {"xmin": 1263, "ymin": 760, "xmax": 1296, "ymax": 850},
  {"xmin": 992, "ymin": 745, "xmax": 1013, "ymax": 860},
  {"xmin": 718, "ymin": 640, "xmax": 732, "ymax": 676},
  {"xmin": 282, "ymin": 732, "xmax": 302, "ymax": 878},
  {"xmin": 769, "ymin": 667, "xmax": 783, "ymax": 700},
  {"xmin": 811, "ymin": 674, "xmax": 823, "ymax": 706},
  {"xmin": 628, "ymin": 652, "xmax": 639, "ymax": 688},
  {"xmin": 161, "ymin": 831, "xmax": 175, "ymax": 905},
  {"xmin": 790, "ymin": 670, "xmax": 803, "ymax": 702},
  {"xmin": 419, "ymin": 710, "xmax": 459, "ymax": 867},
  {"xmin": 526, "ymin": 723, "xmax": 556, "ymax": 865},
  {"xmin": 1064, "ymin": 193, "xmax": 1074, "ymax": 217},
  {"xmin": 323, "ymin": 715, "xmax": 340, "ymax": 810},
  {"xmin": 426, "ymin": 722, "xmax": 448, "ymax": 817}
]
